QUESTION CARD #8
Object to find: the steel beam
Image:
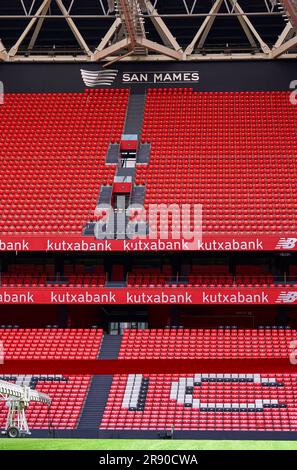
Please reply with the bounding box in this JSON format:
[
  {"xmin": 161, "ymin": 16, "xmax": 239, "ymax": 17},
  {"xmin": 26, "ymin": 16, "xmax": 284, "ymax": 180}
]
[
  {"xmin": 0, "ymin": 40, "xmax": 8, "ymax": 61},
  {"xmin": 28, "ymin": 0, "xmax": 51, "ymax": 50},
  {"xmin": 271, "ymin": 34, "xmax": 297, "ymax": 57},
  {"xmin": 94, "ymin": 18, "xmax": 122, "ymax": 53},
  {"xmin": 137, "ymin": 37, "xmax": 183, "ymax": 60},
  {"xmin": 144, "ymin": 0, "xmax": 182, "ymax": 51},
  {"xmin": 91, "ymin": 38, "xmax": 131, "ymax": 61},
  {"xmin": 185, "ymin": 0, "xmax": 223, "ymax": 54},
  {"xmin": 281, "ymin": 0, "xmax": 297, "ymax": 29},
  {"xmin": 8, "ymin": 0, "xmax": 52, "ymax": 57},
  {"xmin": 55, "ymin": 0, "xmax": 91, "ymax": 56},
  {"xmin": 227, "ymin": 0, "xmax": 271, "ymax": 53}
]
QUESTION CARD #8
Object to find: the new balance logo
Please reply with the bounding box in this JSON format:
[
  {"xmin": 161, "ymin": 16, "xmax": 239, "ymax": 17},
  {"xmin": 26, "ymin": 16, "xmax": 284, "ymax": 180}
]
[
  {"xmin": 276, "ymin": 292, "xmax": 297, "ymax": 304},
  {"xmin": 80, "ymin": 69, "xmax": 118, "ymax": 87},
  {"xmin": 275, "ymin": 238, "xmax": 297, "ymax": 249}
]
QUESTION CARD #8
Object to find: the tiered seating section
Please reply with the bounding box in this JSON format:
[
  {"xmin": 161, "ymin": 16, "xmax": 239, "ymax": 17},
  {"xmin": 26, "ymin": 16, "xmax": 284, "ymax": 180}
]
[
  {"xmin": 1, "ymin": 88, "xmax": 296, "ymax": 237},
  {"xmin": 119, "ymin": 328, "xmax": 297, "ymax": 359},
  {"xmin": 0, "ymin": 264, "xmax": 55, "ymax": 287},
  {"xmin": 102, "ymin": 328, "xmax": 297, "ymax": 431},
  {"xmin": 64, "ymin": 263, "xmax": 106, "ymax": 287},
  {"xmin": 0, "ymin": 263, "xmax": 106, "ymax": 287},
  {"xmin": 101, "ymin": 372, "xmax": 297, "ymax": 431},
  {"xmin": 127, "ymin": 265, "xmax": 172, "ymax": 287},
  {"xmin": 1, "ymin": 264, "xmax": 295, "ymax": 287},
  {"xmin": 0, "ymin": 328, "xmax": 103, "ymax": 429},
  {"xmin": 137, "ymin": 89, "xmax": 297, "ymax": 234},
  {"xmin": 188, "ymin": 264, "xmax": 275, "ymax": 287},
  {"xmin": 0, "ymin": 89, "xmax": 129, "ymax": 234}
]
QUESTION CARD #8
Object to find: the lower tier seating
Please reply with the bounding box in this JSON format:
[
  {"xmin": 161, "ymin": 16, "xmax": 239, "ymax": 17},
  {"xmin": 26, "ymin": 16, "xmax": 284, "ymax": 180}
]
[
  {"xmin": 0, "ymin": 328, "xmax": 103, "ymax": 429},
  {"xmin": 101, "ymin": 373, "xmax": 297, "ymax": 431},
  {"xmin": 119, "ymin": 328, "xmax": 297, "ymax": 359},
  {"xmin": 0, "ymin": 374, "xmax": 91, "ymax": 430},
  {"xmin": 103, "ymin": 329, "xmax": 297, "ymax": 431}
]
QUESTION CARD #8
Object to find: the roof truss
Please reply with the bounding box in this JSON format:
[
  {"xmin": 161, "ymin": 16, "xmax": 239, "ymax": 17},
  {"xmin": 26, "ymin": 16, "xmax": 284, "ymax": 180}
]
[{"xmin": 0, "ymin": 0, "xmax": 296, "ymax": 62}]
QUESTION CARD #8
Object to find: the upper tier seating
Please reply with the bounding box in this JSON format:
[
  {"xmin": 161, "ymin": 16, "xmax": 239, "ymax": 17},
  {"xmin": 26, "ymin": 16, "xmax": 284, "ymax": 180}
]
[
  {"xmin": 118, "ymin": 328, "xmax": 297, "ymax": 359},
  {"xmin": 137, "ymin": 89, "xmax": 297, "ymax": 234},
  {"xmin": 0, "ymin": 89, "xmax": 129, "ymax": 234},
  {"xmin": 0, "ymin": 328, "xmax": 103, "ymax": 429}
]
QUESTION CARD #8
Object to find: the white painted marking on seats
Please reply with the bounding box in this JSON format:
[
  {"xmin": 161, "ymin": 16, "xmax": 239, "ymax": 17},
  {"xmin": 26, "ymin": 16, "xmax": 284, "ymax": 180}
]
[{"xmin": 169, "ymin": 375, "xmax": 279, "ymax": 409}]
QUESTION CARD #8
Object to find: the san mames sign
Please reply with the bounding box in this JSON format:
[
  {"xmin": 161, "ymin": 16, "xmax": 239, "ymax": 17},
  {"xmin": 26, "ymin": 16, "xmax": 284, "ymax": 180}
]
[
  {"xmin": 81, "ymin": 69, "xmax": 200, "ymax": 87},
  {"xmin": 122, "ymin": 71, "xmax": 199, "ymax": 84}
]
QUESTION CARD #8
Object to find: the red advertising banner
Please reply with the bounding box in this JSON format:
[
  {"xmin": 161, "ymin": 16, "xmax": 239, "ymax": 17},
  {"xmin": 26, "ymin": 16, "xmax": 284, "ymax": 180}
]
[
  {"xmin": 0, "ymin": 287, "xmax": 296, "ymax": 305},
  {"xmin": 0, "ymin": 234, "xmax": 296, "ymax": 252}
]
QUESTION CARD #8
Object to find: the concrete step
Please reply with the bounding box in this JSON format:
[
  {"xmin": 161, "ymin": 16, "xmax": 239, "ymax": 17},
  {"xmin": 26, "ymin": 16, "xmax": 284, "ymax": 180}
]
[
  {"xmin": 77, "ymin": 335, "xmax": 122, "ymax": 429},
  {"xmin": 124, "ymin": 94, "xmax": 146, "ymax": 135}
]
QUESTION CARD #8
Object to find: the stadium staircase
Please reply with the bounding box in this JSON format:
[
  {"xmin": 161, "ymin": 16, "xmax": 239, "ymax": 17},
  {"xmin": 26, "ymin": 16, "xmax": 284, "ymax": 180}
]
[
  {"xmin": 78, "ymin": 335, "xmax": 122, "ymax": 430},
  {"xmin": 87, "ymin": 92, "xmax": 148, "ymax": 239},
  {"xmin": 123, "ymin": 94, "xmax": 146, "ymax": 135}
]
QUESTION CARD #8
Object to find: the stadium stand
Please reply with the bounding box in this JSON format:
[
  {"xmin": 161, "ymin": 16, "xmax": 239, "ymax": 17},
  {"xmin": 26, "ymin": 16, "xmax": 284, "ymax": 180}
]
[
  {"xmin": 1, "ymin": 261, "xmax": 295, "ymax": 287},
  {"xmin": 118, "ymin": 328, "xmax": 297, "ymax": 359},
  {"xmin": 0, "ymin": 89, "xmax": 129, "ymax": 234},
  {"xmin": 127, "ymin": 265, "xmax": 173, "ymax": 287},
  {"xmin": 137, "ymin": 89, "xmax": 297, "ymax": 234},
  {"xmin": 101, "ymin": 372, "xmax": 297, "ymax": 431},
  {"xmin": 0, "ymin": 328, "xmax": 103, "ymax": 429},
  {"xmin": 0, "ymin": 88, "xmax": 296, "ymax": 238},
  {"xmin": 0, "ymin": 272, "xmax": 292, "ymax": 287},
  {"xmin": 64, "ymin": 263, "xmax": 106, "ymax": 287},
  {"xmin": 0, "ymin": 264, "xmax": 55, "ymax": 287},
  {"xmin": 0, "ymin": 0, "xmax": 296, "ymax": 451},
  {"xmin": 102, "ymin": 328, "xmax": 297, "ymax": 431}
]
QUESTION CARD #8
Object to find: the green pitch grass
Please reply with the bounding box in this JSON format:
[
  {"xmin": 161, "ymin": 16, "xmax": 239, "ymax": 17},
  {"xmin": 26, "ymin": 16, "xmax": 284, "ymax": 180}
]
[{"xmin": 1, "ymin": 439, "xmax": 297, "ymax": 450}]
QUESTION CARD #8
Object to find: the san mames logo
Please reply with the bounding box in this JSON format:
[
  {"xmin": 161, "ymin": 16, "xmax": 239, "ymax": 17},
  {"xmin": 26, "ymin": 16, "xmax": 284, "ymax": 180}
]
[
  {"xmin": 81, "ymin": 69, "xmax": 199, "ymax": 87},
  {"xmin": 80, "ymin": 69, "xmax": 118, "ymax": 87},
  {"xmin": 122, "ymin": 71, "xmax": 199, "ymax": 83}
]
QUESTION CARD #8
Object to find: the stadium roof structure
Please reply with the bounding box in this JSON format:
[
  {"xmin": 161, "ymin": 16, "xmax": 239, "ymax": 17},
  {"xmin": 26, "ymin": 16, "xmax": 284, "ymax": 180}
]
[{"xmin": 0, "ymin": 0, "xmax": 296, "ymax": 62}]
